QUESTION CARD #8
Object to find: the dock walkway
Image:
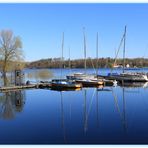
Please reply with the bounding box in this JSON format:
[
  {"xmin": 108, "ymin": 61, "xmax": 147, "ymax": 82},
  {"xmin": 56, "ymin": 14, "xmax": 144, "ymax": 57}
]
[
  {"xmin": 0, "ymin": 84, "xmax": 37, "ymax": 92},
  {"xmin": 0, "ymin": 82, "xmax": 52, "ymax": 92}
]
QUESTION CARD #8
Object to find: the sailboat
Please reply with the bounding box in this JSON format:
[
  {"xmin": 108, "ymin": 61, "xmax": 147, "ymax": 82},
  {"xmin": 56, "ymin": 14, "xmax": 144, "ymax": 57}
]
[
  {"xmin": 107, "ymin": 72, "xmax": 148, "ymax": 82},
  {"xmin": 51, "ymin": 33, "xmax": 82, "ymax": 90},
  {"xmin": 99, "ymin": 26, "xmax": 148, "ymax": 83},
  {"xmin": 95, "ymin": 32, "xmax": 117, "ymax": 86},
  {"xmin": 70, "ymin": 29, "xmax": 104, "ymax": 87},
  {"xmin": 66, "ymin": 28, "xmax": 96, "ymax": 81}
]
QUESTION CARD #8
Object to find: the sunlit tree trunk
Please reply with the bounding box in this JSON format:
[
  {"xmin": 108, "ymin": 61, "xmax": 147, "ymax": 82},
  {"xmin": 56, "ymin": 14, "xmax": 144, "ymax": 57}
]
[{"xmin": 2, "ymin": 58, "xmax": 7, "ymax": 86}]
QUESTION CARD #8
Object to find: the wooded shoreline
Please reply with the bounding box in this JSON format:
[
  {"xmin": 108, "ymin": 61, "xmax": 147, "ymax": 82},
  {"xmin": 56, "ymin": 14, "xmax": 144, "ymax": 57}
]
[{"xmin": 25, "ymin": 57, "xmax": 148, "ymax": 69}]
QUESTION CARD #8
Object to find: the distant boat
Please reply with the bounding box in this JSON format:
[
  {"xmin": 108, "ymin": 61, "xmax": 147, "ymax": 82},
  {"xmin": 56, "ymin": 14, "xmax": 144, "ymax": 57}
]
[
  {"xmin": 66, "ymin": 72, "xmax": 95, "ymax": 80},
  {"xmin": 113, "ymin": 64, "xmax": 123, "ymax": 68}
]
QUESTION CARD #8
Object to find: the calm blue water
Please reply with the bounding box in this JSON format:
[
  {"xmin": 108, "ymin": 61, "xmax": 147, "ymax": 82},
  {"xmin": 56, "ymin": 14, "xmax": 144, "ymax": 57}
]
[
  {"xmin": 1, "ymin": 68, "xmax": 148, "ymax": 144},
  {"xmin": 24, "ymin": 67, "xmax": 148, "ymax": 82}
]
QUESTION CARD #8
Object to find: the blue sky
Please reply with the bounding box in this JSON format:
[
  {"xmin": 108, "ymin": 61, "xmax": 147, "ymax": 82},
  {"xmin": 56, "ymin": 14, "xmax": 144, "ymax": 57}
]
[{"xmin": 0, "ymin": 3, "xmax": 148, "ymax": 61}]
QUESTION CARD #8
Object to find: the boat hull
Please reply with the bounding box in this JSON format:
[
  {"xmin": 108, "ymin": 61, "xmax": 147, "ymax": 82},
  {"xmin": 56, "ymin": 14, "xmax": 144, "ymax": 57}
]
[
  {"xmin": 108, "ymin": 76, "xmax": 148, "ymax": 82},
  {"xmin": 76, "ymin": 79, "xmax": 104, "ymax": 87},
  {"xmin": 98, "ymin": 73, "xmax": 148, "ymax": 82},
  {"xmin": 51, "ymin": 83, "xmax": 82, "ymax": 90},
  {"xmin": 66, "ymin": 73, "xmax": 96, "ymax": 80}
]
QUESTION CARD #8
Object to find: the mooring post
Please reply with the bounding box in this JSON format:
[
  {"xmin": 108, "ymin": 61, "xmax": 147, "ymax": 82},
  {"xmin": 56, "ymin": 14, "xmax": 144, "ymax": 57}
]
[{"xmin": 14, "ymin": 69, "xmax": 24, "ymax": 86}]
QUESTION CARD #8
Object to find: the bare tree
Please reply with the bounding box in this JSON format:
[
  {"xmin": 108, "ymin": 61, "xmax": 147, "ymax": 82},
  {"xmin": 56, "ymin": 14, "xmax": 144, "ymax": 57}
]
[{"xmin": 0, "ymin": 30, "xmax": 24, "ymax": 86}]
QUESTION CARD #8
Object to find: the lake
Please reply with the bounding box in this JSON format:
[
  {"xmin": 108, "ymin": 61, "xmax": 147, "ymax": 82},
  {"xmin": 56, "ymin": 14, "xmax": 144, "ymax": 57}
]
[{"xmin": 1, "ymin": 68, "xmax": 148, "ymax": 144}]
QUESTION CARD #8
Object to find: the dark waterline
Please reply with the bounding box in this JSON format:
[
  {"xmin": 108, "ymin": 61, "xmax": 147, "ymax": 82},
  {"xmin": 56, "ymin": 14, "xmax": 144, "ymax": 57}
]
[{"xmin": 1, "ymin": 68, "xmax": 148, "ymax": 144}]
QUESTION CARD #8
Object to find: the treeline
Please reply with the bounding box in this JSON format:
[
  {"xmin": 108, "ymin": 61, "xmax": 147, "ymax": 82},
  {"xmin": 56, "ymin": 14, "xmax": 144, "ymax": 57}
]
[{"xmin": 25, "ymin": 57, "xmax": 148, "ymax": 69}]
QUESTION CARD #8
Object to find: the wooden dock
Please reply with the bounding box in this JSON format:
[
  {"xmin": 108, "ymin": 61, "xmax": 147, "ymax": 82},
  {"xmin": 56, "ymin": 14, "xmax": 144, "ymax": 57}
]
[
  {"xmin": 37, "ymin": 83, "xmax": 51, "ymax": 88},
  {"xmin": 0, "ymin": 78, "xmax": 117, "ymax": 93},
  {"xmin": 0, "ymin": 84, "xmax": 37, "ymax": 92},
  {"xmin": 0, "ymin": 82, "xmax": 52, "ymax": 93}
]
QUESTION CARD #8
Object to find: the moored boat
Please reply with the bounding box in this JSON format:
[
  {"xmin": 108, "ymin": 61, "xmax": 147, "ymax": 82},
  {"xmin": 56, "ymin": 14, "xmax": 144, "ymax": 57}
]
[
  {"xmin": 51, "ymin": 79, "xmax": 82, "ymax": 90},
  {"xmin": 75, "ymin": 78, "xmax": 104, "ymax": 87},
  {"xmin": 98, "ymin": 26, "xmax": 148, "ymax": 83},
  {"xmin": 103, "ymin": 79, "xmax": 117, "ymax": 86},
  {"xmin": 66, "ymin": 28, "xmax": 96, "ymax": 83},
  {"xmin": 66, "ymin": 72, "xmax": 96, "ymax": 80},
  {"xmin": 103, "ymin": 72, "xmax": 148, "ymax": 82}
]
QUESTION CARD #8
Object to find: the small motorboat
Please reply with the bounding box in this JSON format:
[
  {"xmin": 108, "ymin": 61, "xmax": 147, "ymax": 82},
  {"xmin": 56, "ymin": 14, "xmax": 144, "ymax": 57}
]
[{"xmin": 51, "ymin": 79, "xmax": 82, "ymax": 90}]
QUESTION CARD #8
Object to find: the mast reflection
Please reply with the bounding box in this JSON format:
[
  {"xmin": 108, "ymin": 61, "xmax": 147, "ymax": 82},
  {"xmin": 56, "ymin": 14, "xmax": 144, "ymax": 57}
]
[
  {"xmin": 84, "ymin": 89, "xmax": 87, "ymax": 133},
  {"xmin": 83, "ymin": 88, "xmax": 96, "ymax": 133},
  {"xmin": 122, "ymin": 86, "xmax": 127, "ymax": 132},
  {"xmin": 96, "ymin": 88, "xmax": 99, "ymax": 127},
  {"xmin": 60, "ymin": 91, "xmax": 67, "ymax": 143},
  {"xmin": 112, "ymin": 86, "xmax": 127, "ymax": 132}
]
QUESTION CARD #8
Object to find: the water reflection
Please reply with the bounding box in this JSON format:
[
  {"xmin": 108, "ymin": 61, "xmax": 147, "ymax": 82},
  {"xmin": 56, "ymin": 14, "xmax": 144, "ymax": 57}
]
[
  {"xmin": 60, "ymin": 92, "xmax": 67, "ymax": 143},
  {"xmin": 0, "ymin": 90, "xmax": 25, "ymax": 119},
  {"xmin": 83, "ymin": 89, "xmax": 87, "ymax": 133},
  {"xmin": 26, "ymin": 69, "xmax": 54, "ymax": 82},
  {"xmin": 82, "ymin": 86, "xmax": 129, "ymax": 134},
  {"xmin": 51, "ymin": 87, "xmax": 82, "ymax": 92},
  {"xmin": 83, "ymin": 88, "xmax": 101, "ymax": 133},
  {"xmin": 96, "ymin": 90, "xmax": 99, "ymax": 127},
  {"xmin": 0, "ymin": 83, "xmax": 148, "ymax": 143},
  {"xmin": 122, "ymin": 87, "xmax": 127, "ymax": 132},
  {"xmin": 53, "ymin": 86, "xmax": 148, "ymax": 144},
  {"xmin": 112, "ymin": 87, "xmax": 127, "ymax": 132},
  {"xmin": 76, "ymin": 87, "xmax": 128, "ymax": 134},
  {"xmin": 119, "ymin": 82, "xmax": 148, "ymax": 88}
]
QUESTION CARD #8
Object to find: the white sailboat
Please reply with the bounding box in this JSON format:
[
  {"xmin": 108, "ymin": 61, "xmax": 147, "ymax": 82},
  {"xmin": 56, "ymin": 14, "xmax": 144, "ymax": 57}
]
[
  {"xmin": 73, "ymin": 29, "xmax": 104, "ymax": 86},
  {"xmin": 66, "ymin": 28, "xmax": 96, "ymax": 81}
]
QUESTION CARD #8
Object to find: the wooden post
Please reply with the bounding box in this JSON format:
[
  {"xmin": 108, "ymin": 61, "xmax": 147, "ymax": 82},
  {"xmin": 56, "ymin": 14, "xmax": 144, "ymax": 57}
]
[{"xmin": 15, "ymin": 69, "xmax": 24, "ymax": 86}]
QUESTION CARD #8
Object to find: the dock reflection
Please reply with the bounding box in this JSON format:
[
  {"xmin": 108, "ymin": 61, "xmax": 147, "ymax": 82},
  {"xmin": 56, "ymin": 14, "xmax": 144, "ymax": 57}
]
[
  {"xmin": 0, "ymin": 90, "xmax": 25, "ymax": 119},
  {"xmin": 51, "ymin": 87, "xmax": 82, "ymax": 92}
]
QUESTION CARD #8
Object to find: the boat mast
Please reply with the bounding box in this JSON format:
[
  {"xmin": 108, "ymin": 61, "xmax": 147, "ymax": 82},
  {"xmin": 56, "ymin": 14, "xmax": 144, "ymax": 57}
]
[
  {"xmin": 83, "ymin": 27, "xmax": 87, "ymax": 74},
  {"xmin": 96, "ymin": 32, "xmax": 99, "ymax": 77},
  {"xmin": 68, "ymin": 47, "xmax": 71, "ymax": 69},
  {"xmin": 61, "ymin": 32, "xmax": 64, "ymax": 78},
  {"xmin": 123, "ymin": 26, "xmax": 126, "ymax": 73}
]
